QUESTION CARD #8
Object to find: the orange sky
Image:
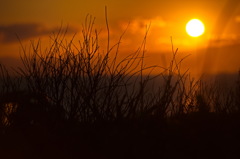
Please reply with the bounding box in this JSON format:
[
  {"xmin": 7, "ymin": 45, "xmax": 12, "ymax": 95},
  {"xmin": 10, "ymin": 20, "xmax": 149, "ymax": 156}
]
[{"xmin": 1, "ymin": 0, "xmax": 240, "ymax": 76}]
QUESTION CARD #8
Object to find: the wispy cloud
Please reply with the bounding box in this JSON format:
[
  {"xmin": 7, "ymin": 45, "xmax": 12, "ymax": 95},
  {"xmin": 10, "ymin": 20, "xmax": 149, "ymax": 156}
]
[
  {"xmin": 207, "ymin": 34, "xmax": 240, "ymax": 47},
  {"xmin": 235, "ymin": 15, "xmax": 240, "ymax": 23},
  {"xmin": 119, "ymin": 17, "xmax": 166, "ymax": 35},
  {"xmin": 0, "ymin": 23, "xmax": 77, "ymax": 44}
]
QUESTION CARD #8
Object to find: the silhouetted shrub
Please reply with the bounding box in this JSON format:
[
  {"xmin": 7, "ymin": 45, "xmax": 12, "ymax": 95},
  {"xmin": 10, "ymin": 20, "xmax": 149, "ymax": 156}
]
[{"xmin": 0, "ymin": 15, "xmax": 239, "ymax": 128}]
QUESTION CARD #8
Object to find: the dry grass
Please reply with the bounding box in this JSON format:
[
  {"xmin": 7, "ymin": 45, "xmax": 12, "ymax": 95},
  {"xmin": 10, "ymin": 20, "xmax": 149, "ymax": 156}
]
[
  {"xmin": 0, "ymin": 15, "xmax": 239, "ymax": 127},
  {"xmin": 0, "ymin": 13, "xmax": 240, "ymax": 159}
]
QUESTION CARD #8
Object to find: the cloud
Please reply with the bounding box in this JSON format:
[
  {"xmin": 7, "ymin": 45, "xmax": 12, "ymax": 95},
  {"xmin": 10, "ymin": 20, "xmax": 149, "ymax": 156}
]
[
  {"xmin": 208, "ymin": 34, "xmax": 240, "ymax": 47},
  {"xmin": 235, "ymin": 15, "xmax": 240, "ymax": 23},
  {"xmin": 119, "ymin": 17, "xmax": 166, "ymax": 34},
  {"xmin": 0, "ymin": 23, "xmax": 77, "ymax": 44}
]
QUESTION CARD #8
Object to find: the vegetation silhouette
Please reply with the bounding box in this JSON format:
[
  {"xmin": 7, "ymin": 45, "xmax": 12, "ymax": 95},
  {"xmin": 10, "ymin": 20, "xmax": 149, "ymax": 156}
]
[{"xmin": 0, "ymin": 14, "xmax": 240, "ymax": 159}]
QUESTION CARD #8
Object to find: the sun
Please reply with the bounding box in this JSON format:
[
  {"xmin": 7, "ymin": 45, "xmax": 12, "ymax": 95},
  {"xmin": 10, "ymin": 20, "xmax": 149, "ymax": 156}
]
[{"xmin": 186, "ymin": 19, "xmax": 205, "ymax": 37}]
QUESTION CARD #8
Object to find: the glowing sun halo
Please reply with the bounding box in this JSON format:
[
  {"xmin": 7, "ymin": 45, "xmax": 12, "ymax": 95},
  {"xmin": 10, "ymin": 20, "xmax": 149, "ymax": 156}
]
[{"xmin": 186, "ymin": 19, "xmax": 205, "ymax": 37}]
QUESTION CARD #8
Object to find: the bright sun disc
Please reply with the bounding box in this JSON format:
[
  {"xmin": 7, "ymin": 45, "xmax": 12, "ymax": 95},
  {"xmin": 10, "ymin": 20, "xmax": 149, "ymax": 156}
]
[{"xmin": 186, "ymin": 19, "xmax": 205, "ymax": 37}]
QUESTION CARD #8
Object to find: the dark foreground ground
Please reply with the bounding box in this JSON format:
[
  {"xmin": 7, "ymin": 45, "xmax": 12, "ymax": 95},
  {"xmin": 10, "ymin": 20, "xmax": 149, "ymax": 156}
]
[{"xmin": 1, "ymin": 113, "xmax": 240, "ymax": 159}]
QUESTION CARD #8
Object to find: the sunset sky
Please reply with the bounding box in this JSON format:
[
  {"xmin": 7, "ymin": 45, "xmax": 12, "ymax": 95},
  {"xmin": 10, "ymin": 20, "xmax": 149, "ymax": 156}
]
[{"xmin": 1, "ymin": 0, "xmax": 240, "ymax": 76}]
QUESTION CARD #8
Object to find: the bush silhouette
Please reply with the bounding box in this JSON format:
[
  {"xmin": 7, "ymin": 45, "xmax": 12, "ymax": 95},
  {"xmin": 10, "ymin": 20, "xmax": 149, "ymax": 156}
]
[{"xmin": 0, "ymin": 14, "xmax": 240, "ymax": 159}]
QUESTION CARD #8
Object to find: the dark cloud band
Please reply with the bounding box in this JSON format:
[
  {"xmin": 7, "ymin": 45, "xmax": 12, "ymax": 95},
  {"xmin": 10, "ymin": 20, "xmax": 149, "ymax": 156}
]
[{"xmin": 0, "ymin": 23, "xmax": 77, "ymax": 44}]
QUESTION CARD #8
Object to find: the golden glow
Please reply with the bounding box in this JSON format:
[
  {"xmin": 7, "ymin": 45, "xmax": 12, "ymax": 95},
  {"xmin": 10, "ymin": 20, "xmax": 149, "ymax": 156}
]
[{"xmin": 186, "ymin": 19, "xmax": 205, "ymax": 37}]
